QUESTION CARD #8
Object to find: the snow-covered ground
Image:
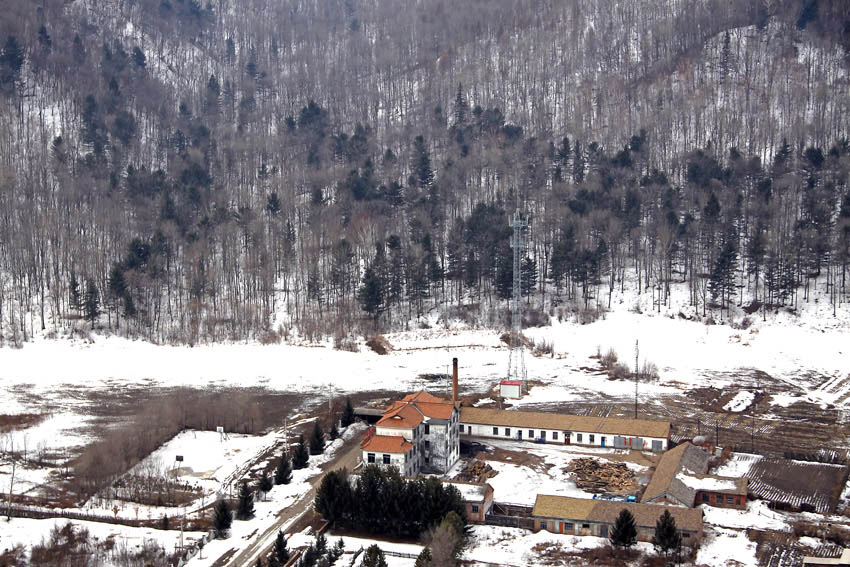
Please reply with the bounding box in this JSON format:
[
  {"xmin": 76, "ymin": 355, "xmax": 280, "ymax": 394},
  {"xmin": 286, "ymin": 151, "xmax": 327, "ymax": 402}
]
[
  {"xmin": 454, "ymin": 438, "xmax": 647, "ymax": 506},
  {"xmin": 184, "ymin": 425, "xmax": 363, "ymax": 567},
  {"xmin": 3, "ymin": 303, "xmax": 848, "ymax": 508},
  {"xmin": 696, "ymin": 526, "xmax": 758, "ymax": 567},
  {"xmin": 0, "ymin": 516, "xmax": 206, "ymax": 558},
  {"xmin": 723, "ymin": 390, "xmax": 755, "ymax": 412},
  {"xmin": 464, "ymin": 525, "xmax": 654, "ymax": 566}
]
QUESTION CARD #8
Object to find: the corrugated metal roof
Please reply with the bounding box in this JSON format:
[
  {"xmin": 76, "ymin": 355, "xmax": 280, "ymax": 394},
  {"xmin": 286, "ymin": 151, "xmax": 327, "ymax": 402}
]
[{"xmin": 460, "ymin": 407, "xmax": 671, "ymax": 439}]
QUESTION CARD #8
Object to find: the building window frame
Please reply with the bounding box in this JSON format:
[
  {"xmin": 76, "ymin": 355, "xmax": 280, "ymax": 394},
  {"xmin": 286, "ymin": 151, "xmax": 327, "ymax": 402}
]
[
  {"xmin": 471, "ymin": 505, "xmax": 479, "ymax": 513},
  {"xmin": 367, "ymin": 453, "xmax": 375, "ymax": 464},
  {"xmin": 493, "ymin": 427, "xmax": 499, "ymax": 435},
  {"xmin": 505, "ymin": 427, "xmax": 511, "ymax": 437}
]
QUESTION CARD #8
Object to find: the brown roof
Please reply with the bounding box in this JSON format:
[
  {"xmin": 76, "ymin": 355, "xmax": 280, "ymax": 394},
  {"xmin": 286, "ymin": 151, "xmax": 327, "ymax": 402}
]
[
  {"xmin": 361, "ymin": 434, "xmax": 413, "ymax": 453},
  {"xmin": 532, "ymin": 495, "xmax": 703, "ymax": 532},
  {"xmin": 376, "ymin": 404, "xmax": 424, "ymax": 428},
  {"xmin": 460, "ymin": 407, "xmax": 671, "ymax": 439},
  {"xmin": 414, "ymin": 401, "xmax": 454, "ymax": 420},
  {"xmin": 376, "ymin": 391, "xmax": 455, "ymax": 428},
  {"xmin": 641, "ymin": 442, "xmax": 712, "ymax": 506},
  {"xmin": 402, "ymin": 391, "xmax": 447, "ymax": 404}
]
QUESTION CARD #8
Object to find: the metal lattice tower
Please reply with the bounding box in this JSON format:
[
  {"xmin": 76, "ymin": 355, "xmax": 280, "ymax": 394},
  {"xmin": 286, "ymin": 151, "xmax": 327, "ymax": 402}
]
[{"xmin": 507, "ymin": 209, "xmax": 528, "ymax": 392}]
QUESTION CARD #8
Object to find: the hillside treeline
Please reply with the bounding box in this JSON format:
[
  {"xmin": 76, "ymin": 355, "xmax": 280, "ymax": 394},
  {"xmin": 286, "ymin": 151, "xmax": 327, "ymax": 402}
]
[{"xmin": 0, "ymin": 0, "xmax": 848, "ymax": 343}]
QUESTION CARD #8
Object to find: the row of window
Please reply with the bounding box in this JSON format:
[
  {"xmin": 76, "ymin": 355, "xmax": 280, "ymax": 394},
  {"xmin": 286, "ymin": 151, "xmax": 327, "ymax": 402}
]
[
  {"xmin": 460, "ymin": 425, "xmax": 620, "ymax": 446},
  {"xmin": 367, "ymin": 453, "xmax": 393, "ymax": 465},
  {"xmin": 539, "ymin": 521, "xmax": 691, "ymax": 539},
  {"xmin": 701, "ymin": 492, "xmax": 737, "ymax": 505}
]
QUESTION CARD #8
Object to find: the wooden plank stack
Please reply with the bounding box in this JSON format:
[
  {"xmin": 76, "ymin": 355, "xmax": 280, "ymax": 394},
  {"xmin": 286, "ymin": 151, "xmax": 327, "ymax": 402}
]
[{"xmin": 567, "ymin": 458, "xmax": 637, "ymax": 494}]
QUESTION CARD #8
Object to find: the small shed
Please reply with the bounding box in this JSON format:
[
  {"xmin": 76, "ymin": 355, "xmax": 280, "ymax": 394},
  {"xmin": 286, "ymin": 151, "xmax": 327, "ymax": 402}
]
[
  {"xmin": 445, "ymin": 481, "xmax": 494, "ymax": 524},
  {"xmin": 499, "ymin": 380, "xmax": 523, "ymax": 399}
]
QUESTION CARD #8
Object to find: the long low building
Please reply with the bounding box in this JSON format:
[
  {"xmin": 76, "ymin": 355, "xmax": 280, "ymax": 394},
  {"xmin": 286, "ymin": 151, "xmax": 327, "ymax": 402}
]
[
  {"xmin": 459, "ymin": 407, "xmax": 671, "ymax": 452},
  {"xmin": 532, "ymin": 494, "xmax": 703, "ymax": 546}
]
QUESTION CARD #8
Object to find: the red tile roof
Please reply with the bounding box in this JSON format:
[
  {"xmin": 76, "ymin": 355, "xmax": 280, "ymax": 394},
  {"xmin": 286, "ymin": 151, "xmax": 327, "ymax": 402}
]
[
  {"xmin": 414, "ymin": 401, "xmax": 454, "ymax": 420},
  {"xmin": 376, "ymin": 404, "xmax": 424, "ymax": 428},
  {"xmin": 500, "ymin": 380, "xmax": 523, "ymax": 386},
  {"xmin": 402, "ymin": 391, "xmax": 448, "ymax": 404},
  {"xmin": 376, "ymin": 390, "xmax": 455, "ymax": 428},
  {"xmin": 361, "ymin": 434, "xmax": 413, "ymax": 453}
]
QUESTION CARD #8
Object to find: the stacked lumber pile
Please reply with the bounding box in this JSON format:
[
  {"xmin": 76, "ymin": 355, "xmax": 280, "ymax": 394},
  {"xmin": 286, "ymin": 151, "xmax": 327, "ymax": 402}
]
[
  {"xmin": 567, "ymin": 458, "xmax": 636, "ymax": 493},
  {"xmin": 456, "ymin": 459, "xmax": 496, "ymax": 483}
]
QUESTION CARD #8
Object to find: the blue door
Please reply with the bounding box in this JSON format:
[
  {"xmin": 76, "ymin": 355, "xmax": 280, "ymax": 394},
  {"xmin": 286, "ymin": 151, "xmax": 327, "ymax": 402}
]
[
  {"xmin": 601, "ymin": 437, "xmax": 605, "ymax": 447},
  {"xmin": 517, "ymin": 430, "xmax": 523, "ymax": 440}
]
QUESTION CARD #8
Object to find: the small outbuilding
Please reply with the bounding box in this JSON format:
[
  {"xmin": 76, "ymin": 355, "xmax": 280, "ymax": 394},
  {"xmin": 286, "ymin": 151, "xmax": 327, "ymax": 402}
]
[
  {"xmin": 445, "ymin": 481, "xmax": 494, "ymax": 524},
  {"xmin": 531, "ymin": 494, "xmax": 703, "ymax": 546},
  {"xmin": 499, "ymin": 380, "xmax": 523, "ymax": 399}
]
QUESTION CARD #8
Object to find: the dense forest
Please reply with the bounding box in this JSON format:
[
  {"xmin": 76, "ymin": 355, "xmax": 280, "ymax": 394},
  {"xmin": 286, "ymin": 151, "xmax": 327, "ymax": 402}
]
[{"xmin": 0, "ymin": 0, "xmax": 849, "ymax": 344}]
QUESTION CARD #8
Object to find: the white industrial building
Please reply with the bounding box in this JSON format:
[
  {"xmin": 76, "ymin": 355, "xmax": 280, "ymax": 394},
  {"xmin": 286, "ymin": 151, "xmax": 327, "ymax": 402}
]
[{"xmin": 459, "ymin": 407, "xmax": 671, "ymax": 452}]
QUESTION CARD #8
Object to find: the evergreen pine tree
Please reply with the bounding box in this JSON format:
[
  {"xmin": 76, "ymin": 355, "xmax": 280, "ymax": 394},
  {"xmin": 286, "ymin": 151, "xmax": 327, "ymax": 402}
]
[
  {"xmin": 292, "ymin": 435, "xmax": 310, "ymax": 469},
  {"xmin": 360, "ymin": 544, "xmax": 388, "ymax": 567},
  {"xmin": 341, "ymin": 397, "xmax": 355, "ymax": 427},
  {"xmin": 84, "ymin": 278, "xmax": 100, "ymax": 328},
  {"xmin": 329, "ymin": 421, "xmax": 339, "ymax": 440},
  {"xmin": 652, "ymin": 509, "xmax": 681, "ymax": 557},
  {"xmin": 273, "ymin": 530, "xmax": 290, "ymax": 564},
  {"xmin": 314, "ymin": 532, "xmax": 327, "ymax": 554},
  {"xmin": 236, "ymin": 480, "xmax": 255, "ymax": 520},
  {"xmin": 213, "ymin": 498, "xmax": 232, "ymax": 538},
  {"xmin": 259, "ymin": 470, "xmax": 273, "ymax": 500},
  {"xmin": 414, "ymin": 547, "xmax": 432, "ymax": 567},
  {"xmin": 309, "ymin": 421, "xmax": 325, "ymax": 455},
  {"xmin": 610, "ymin": 508, "xmax": 638, "ymax": 554},
  {"xmin": 329, "ymin": 538, "xmax": 345, "ymax": 562},
  {"xmin": 69, "ymin": 275, "xmax": 82, "ymax": 313},
  {"xmin": 275, "ymin": 449, "xmax": 293, "ymax": 484},
  {"xmin": 161, "ymin": 514, "xmax": 169, "ymax": 530},
  {"xmin": 520, "ymin": 257, "xmax": 537, "ymax": 299},
  {"xmin": 0, "ymin": 36, "xmax": 25, "ymax": 94},
  {"xmin": 357, "ymin": 266, "xmax": 384, "ymax": 324}
]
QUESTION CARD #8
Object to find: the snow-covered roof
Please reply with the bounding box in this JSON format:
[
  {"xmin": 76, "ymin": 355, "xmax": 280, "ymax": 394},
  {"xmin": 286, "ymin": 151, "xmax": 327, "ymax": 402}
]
[
  {"xmin": 676, "ymin": 473, "xmax": 745, "ymax": 494},
  {"xmin": 445, "ymin": 482, "xmax": 489, "ymax": 502}
]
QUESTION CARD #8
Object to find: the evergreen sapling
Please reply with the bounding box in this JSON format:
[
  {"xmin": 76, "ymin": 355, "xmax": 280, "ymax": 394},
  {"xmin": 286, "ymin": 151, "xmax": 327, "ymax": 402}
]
[
  {"xmin": 236, "ymin": 480, "xmax": 255, "ymax": 520},
  {"xmin": 610, "ymin": 508, "xmax": 638, "ymax": 554},
  {"xmin": 292, "ymin": 434, "xmax": 310, "ymax": 469},
  {"xmin": 275, "ymin": 449, "xmax": 293, "ymax": 484},
  {"xmin": 309, "ymin": 421, "xmax": 325, "ymax": 455},
  {"xmin": 213, "ymin": 498, "xmax": 232, "ymax": 538},
  {"xmin": 259, "ymin": 470, "xmax": 273, "ymax": 500}
]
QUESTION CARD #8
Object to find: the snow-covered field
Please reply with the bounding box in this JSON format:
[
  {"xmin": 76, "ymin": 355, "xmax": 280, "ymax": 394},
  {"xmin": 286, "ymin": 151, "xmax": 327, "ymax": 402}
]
[
  {"xmin": 0, "ymin": 516, "xmax": 206, "ymax": 557},
  {"xmin": 3, "ymin": 301, "xmax": 849, "ymax": 512}
]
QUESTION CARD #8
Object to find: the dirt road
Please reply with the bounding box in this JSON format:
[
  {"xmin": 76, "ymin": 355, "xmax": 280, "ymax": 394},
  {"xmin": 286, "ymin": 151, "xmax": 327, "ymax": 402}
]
[{"xmin": 212, "ymin": 436, "xmax": 364, "ymax": 567}]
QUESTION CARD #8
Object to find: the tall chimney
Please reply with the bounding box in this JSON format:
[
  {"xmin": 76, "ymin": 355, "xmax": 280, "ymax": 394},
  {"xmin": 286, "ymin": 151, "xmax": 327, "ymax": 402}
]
[{"xmin": 452, "ymin": 357, "xmax": 459, "ymax": 406}]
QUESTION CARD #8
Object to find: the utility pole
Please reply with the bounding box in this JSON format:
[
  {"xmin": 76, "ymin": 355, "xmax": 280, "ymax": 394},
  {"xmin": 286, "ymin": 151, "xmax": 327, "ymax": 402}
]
[{"xmin": 634, "ymin": 340, "xmax": 639, "ymax": 419}]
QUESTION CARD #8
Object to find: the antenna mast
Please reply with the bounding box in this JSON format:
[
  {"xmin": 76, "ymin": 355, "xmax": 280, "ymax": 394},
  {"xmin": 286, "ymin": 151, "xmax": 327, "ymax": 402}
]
[{"xmin": 507, "ymin": 209, "xmax": 529, "ymax": 394}]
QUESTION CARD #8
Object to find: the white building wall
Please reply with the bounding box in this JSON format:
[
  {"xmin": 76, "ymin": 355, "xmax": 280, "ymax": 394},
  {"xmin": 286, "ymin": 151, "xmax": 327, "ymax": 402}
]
[
  {"xmin": 375, "ymin": 426, "xmax": 414, "ymax": 441},
  {"xmin": 500, "ymin": 383, "xmax": 522, "ymax": 399},
  {"xmin": 362, "ymin": 449, "xmax": 417, "ymax": 476},
  {"xmin": 460, "ymin": 422, "xmax": 667, "ymax": 451}
]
